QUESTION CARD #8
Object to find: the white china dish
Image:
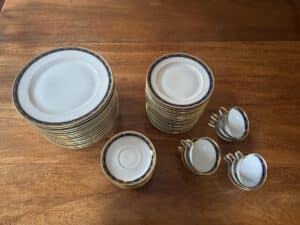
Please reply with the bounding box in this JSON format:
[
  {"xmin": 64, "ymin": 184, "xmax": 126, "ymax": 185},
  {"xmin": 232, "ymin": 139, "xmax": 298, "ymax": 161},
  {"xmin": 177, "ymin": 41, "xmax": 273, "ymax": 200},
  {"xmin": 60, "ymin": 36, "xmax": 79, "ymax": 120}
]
[
  {"xmin": 12, "ymin": 47, "xmax": 118, "ymax": 149},
  {"xmin": 14, "ymin": 48, "xmax": 112, "ymax": 124},
  {"xmin": 104, "ymin": 135, "xmax": 153, "ymax": 182},
  {"xmin": 149, "ymin": 54, "xmax": 213, "ymax": 107},
  {"xmin": 101, "ymin": 131, "xmax": 156, "ymax": 188}
]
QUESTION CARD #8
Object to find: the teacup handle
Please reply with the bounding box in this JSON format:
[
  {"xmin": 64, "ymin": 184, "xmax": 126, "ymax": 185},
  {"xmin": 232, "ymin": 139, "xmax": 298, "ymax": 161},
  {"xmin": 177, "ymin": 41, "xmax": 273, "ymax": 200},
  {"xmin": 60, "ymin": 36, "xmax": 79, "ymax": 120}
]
[
  {"xmin": 235, "ymin": 151, "xmax": 244, "ymax": 159},
  {"xmin": 218, "ymin": 106, "xmax": 227, "ymax": 116},
  {"xmin": 224, "ymin": 153, "xmax": 236, "ymax": 164},
  {"xmin": 178, "ymin": 139, "xmax": 193, "ymax": 152}
]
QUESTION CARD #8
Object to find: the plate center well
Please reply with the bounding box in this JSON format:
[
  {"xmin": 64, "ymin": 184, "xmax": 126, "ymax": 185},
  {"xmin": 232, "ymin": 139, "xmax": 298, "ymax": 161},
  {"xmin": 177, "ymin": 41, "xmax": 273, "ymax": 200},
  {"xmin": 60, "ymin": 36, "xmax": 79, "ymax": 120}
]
[
  {"xmin": 29, "ymin": 60, "xmax": 98, "ymax": 115},
  {"xmin": 158, "ymin": 62, "xmax": 203, "ymax": 101},
  {"xmin": 118, "ymin": 147, "xmax": 141, "ymax": 170}
]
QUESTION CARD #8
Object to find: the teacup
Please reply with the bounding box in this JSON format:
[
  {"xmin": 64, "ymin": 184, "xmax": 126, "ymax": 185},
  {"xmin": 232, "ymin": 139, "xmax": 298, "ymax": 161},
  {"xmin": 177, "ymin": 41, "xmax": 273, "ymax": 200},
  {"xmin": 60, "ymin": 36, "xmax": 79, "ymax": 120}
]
[
  {"xmin": 209, "ymin": 106, "xmax": 249, "ymax": 141},
  {"xmin": 178, "ymin": 137, "xmax": 221, "ymax": 175},
  {"xmin": 224, "ymin": 151, "xmax": 267, "ymax": 191}
]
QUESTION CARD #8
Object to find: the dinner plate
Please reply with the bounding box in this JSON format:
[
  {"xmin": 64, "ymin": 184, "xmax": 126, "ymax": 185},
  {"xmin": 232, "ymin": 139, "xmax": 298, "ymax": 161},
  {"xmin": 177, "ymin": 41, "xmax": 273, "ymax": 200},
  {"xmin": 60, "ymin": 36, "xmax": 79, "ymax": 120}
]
[
  {"xmin": 44, "ymin": 112, "xmax": 117, "ymax": 146},
  {"xmin": 45, "ymin": 117, "xmax": 117, "ymax": 149},
  {"xmin": 37, "ymin": 91, "xmax": 118, "ymax": 135},
  {"xmin": 40, "ymin": 102, "xmax": 118, "ymax": 142},
  {"xmin": 13, "ymin": 47, "xmax": 113, "ymax": 125},
  {"xmin": 12, "ymin": 47, "xmax": 119, "ymax": 149},
  {"xmin": 34, "ymin": 85, "xmax": 116, "ymax": 130}
]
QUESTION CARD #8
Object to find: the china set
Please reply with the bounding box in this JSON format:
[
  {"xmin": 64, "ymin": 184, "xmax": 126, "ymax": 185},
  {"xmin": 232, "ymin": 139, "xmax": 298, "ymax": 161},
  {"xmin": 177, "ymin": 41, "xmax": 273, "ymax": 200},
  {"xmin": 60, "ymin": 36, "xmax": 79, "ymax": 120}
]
[{"xmin": 12, "ymin": 47, "xmax": 267, "ymax": 190}]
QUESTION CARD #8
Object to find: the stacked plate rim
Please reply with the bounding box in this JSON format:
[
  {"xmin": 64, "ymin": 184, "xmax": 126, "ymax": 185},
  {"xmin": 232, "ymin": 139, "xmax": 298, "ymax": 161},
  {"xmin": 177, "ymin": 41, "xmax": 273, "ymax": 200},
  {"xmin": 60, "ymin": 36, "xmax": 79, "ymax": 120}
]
[
  {"xmin": 12, "ymin": 47, "xmax": 119, "ymax": 149},
  {"xmin": 145, "ymin": 53, "xmax": 215, "ymax": 134}
]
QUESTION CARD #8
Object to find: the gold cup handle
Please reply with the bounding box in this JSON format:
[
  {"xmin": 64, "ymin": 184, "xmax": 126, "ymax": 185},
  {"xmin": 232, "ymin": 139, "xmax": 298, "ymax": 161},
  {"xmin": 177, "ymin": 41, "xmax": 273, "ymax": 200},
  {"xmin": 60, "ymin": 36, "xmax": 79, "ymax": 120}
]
[
  {"xmin": 178, "ymin": 139, "xmax": 193, "ymax": 152},
  {"xmin": 218, "ymin": 106, "xmax": 227, "ymax": 116},
  {"xmin": 224, "ymin": 153, "xmax": 236, "ymax": 164},
  {"xmin": 208, "ymin": 113, "xmax": 219, "ymax": 128},
  {"xmin": 234, "ymin": 151, "xmax": 244, "ymax": 159},
  {"xmin": 208, "ymin": 106, "xmax": 228, "ymax": 128}
]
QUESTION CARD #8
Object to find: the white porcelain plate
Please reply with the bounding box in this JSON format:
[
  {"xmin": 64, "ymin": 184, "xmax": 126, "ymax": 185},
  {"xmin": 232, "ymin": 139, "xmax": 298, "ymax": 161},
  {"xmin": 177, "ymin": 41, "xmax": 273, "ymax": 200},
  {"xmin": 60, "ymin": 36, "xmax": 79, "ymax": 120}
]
[
  {"xmin": 189, "ymin": 138, "xmax": 217, "ymax": 173},
  {"xmin": 104, "ymin": 132, "xmax": 154, "ymax": 182},
  {"xmin": 14, "ymin": 48, "xmax": 112, "ymax": 123},
  {"xmin": 149, "ymin": 54, "xmax": 213, "ymax": 106}
]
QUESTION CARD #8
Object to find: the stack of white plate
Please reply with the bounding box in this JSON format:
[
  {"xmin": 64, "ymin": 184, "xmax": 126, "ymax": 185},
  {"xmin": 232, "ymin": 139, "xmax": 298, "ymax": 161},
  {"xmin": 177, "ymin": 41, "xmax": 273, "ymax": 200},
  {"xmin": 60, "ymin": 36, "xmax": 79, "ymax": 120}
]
[
  {"xmin": 145, "ymin": 54, "xmax": 215, "ymax": 134},
  {"xmin": 12, "ymin": 48, "xmax": 119, "ymax": 149}
]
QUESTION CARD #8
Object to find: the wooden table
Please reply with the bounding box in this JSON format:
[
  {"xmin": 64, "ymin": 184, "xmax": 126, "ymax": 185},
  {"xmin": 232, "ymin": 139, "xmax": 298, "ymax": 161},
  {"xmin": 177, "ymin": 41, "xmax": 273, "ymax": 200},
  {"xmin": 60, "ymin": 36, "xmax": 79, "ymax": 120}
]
[{"xmin": 0, "ymin": 1, "xmax": 299, "ymax": 225}]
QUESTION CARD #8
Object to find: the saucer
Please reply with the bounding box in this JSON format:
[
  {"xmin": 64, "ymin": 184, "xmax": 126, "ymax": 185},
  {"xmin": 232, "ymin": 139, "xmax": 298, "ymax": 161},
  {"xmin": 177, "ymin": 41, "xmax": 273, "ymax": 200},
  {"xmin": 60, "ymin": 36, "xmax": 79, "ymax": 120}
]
[{"xmin": 100, "ymin": 131, "xmax": 156, "ymax": 188}]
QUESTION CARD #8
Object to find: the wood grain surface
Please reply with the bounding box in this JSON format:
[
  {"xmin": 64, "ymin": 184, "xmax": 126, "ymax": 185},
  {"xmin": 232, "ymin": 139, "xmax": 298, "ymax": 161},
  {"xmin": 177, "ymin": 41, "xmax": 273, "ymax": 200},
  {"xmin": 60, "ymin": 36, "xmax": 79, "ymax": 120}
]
[
  {"xmin": 1, "ymin": 0, "xmax": 300, "ymax": 42},
  {"xmin": 0, "ymin": 1, "xmax": 300, "ymax": 225}
]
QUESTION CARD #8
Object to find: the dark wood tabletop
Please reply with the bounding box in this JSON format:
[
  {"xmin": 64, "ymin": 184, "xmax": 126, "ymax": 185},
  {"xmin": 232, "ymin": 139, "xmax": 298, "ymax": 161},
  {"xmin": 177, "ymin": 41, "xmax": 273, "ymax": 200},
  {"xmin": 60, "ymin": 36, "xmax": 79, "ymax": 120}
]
[{"xmin": 0, "ymin": 1, "xmax": 299, "ymax": 225}]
